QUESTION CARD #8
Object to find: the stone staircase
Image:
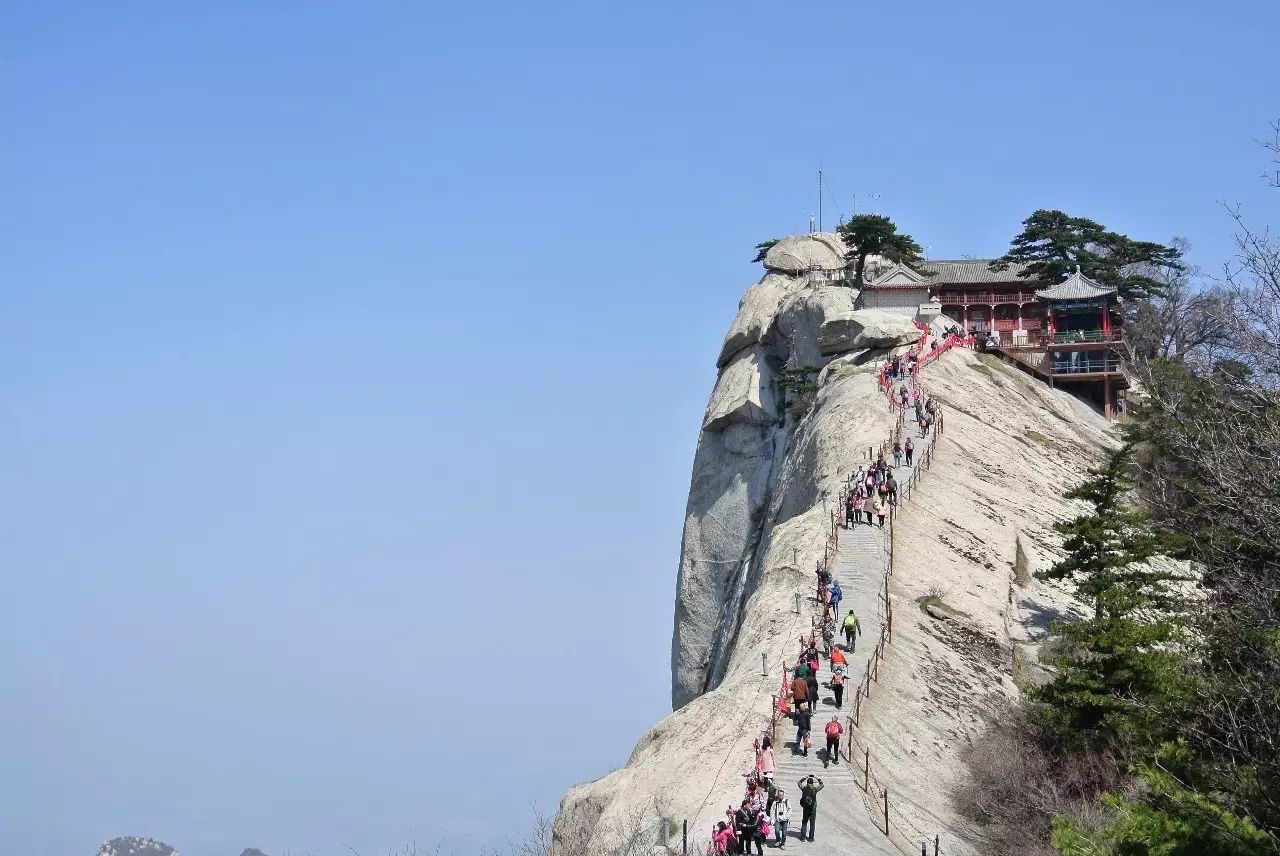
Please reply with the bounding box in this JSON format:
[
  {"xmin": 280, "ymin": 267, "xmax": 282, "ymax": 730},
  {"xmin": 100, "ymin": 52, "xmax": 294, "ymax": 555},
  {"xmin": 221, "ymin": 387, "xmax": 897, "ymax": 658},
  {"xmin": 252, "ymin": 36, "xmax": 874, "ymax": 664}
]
[{"xmin": 767, "ymin": 402, "xmax": 939, "ymax": 853}]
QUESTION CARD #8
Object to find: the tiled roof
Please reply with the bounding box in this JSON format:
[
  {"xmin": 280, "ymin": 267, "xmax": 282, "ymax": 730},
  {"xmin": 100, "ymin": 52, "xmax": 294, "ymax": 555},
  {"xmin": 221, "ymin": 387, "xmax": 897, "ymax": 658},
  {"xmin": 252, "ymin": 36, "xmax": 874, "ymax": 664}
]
[
  {"xmin": 866, "ymin": 263, "xmax": 931, "ymax": 289},
  {"xmin": 1036, "ymin": 268, "xmax": 1117, "ymax": 300},
  {"xmin": 922, "ymin": 259, "xmax": 1033, "ymax": 284}
]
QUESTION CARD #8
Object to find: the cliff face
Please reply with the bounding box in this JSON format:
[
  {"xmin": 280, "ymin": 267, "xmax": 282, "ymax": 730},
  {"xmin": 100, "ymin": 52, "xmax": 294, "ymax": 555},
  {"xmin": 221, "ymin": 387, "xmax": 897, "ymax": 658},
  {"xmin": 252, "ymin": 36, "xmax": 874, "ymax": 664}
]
[
  {"xmin": 554, "ymin": 238, "xmax": 1115, "ymax": 855},
  {"xmin": 671, "ymin": 233, "xmax": 918, "ymax": 709}
]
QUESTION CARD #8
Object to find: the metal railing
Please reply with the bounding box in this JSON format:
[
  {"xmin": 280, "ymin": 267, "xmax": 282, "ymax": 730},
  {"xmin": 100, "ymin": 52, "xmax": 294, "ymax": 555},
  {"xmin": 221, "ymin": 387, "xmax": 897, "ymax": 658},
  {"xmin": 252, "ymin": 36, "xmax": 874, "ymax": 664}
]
[
  {"xmin": 1051, "ymin": 357, "xmax": 1124, "ymax": 375},
  {"xmin": 1044, "ymin": 329, "xmax": 1123, "ymax": 345},
  {"xmin": 937, "ymin": 291, "xmax": 1038, "ymax": 305},
  {"xmin": 698, "ymin": 332, "xmax": 967, "ymax": 856}
]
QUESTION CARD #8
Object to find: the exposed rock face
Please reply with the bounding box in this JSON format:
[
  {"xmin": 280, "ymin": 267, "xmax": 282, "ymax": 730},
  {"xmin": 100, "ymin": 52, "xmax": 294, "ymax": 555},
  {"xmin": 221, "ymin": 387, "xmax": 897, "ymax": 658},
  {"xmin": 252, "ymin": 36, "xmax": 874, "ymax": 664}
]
[
  {"xmin": 819, "ymin": 308, "xmax": 921, "ymax": 355},
  {"xmin": 762, "ymin": 233, "xmax": 847, "ymax": 274},
  {"xmin": 702, "ymin": 347, "xmax": 778, "ymax": 431},
  {"xmin": 673, "ymin": 233, "xmax": 858, "ymax": 709},
  {"xmin": 97, "ymin": 837, "xmax": 178, "ymax": 856},
  {"xmin": 557, "ymin": 261, "xmax": 1115, "ymax": 853},
  {"xmin": 717, "ymin": 273, "xmax": 799, "ymax": 367},
  {"xmin": 240, "ymin": 850, "xmax": 270, "ymax": 856}
]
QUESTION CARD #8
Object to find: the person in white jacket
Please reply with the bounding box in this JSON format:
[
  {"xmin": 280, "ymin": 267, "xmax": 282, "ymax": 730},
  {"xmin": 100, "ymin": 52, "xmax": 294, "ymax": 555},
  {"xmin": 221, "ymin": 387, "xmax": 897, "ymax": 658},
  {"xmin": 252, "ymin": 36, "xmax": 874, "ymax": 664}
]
[{"xmin": 769, "ymin": 790, "xmax": 791, "ymax": 849}]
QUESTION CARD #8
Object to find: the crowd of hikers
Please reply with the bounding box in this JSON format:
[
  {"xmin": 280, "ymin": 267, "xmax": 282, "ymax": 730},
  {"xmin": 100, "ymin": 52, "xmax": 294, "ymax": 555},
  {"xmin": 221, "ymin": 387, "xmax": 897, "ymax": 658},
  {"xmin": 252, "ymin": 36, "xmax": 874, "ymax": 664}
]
[
  {"xmin": 708, "ymin": 336, "xmax": 952, "ymax": 854},
  {"xmin": 843, "ymin": 392, "xmax": 934, "ymax": 528},
  {"xmin": 710, "ymin": 577, "xmax": 863, "ymax": 852}
]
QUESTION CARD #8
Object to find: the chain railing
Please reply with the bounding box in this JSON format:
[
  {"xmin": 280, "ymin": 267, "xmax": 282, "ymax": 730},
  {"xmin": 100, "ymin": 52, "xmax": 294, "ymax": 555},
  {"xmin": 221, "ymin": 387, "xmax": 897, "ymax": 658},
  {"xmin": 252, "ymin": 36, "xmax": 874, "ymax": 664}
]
[{"xmin": 694, "ymin": 329, "xmax": 968, "ymax": 856}]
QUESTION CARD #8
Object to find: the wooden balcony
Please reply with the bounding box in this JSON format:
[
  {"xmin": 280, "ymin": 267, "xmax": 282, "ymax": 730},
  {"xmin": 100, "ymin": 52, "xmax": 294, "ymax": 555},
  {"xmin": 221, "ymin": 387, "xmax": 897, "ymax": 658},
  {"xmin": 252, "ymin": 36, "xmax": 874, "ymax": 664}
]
[{"xmin": 938, "ymin": 291, "xmax": 1039, "ymax": 305}]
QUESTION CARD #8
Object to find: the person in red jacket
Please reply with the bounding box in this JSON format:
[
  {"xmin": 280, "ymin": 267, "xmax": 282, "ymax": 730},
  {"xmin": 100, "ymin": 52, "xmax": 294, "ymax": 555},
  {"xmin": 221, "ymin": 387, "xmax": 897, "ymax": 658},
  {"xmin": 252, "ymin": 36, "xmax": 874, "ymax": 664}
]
[{"xmin": 823, "ymin": 716, "xmax": 844, "ymax": 768}]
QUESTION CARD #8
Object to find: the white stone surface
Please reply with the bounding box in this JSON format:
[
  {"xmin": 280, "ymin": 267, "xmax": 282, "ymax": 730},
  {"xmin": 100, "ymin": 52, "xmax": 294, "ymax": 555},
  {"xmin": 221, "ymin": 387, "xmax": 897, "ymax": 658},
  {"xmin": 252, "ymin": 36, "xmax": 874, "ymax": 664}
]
[
  {"xmin": 718, "ymin": 273, "xmax": 800, "ymax": 368},
  {"xmin": 764, "ymin": 233, "xmax": 847, "ymax": 274},
  {"xmin": 819, "ymin": 308, "xmax": 921, "ymax": 355},
  {"xmin": 702, "ymin": 347, "xmax": 778, "ymax": 431},
  {"xmin": 556, "ymin": 342, "xmax": 1117, "ymax": 856}
]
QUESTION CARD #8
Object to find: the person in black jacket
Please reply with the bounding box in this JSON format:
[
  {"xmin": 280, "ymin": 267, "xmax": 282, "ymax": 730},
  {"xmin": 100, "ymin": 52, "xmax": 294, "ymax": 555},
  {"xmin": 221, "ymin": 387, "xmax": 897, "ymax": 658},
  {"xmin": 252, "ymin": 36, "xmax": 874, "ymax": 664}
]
[
  {"xmin": 805, "ymin": 669, "xmax": 819, "ymax": 713},
  {"xmin": 794, "ymin": 706, "xmax": 813, "ymax": 756},
  {"xmin": 734, "ymin": 801, "xmax": 755, "ymax": 854}
]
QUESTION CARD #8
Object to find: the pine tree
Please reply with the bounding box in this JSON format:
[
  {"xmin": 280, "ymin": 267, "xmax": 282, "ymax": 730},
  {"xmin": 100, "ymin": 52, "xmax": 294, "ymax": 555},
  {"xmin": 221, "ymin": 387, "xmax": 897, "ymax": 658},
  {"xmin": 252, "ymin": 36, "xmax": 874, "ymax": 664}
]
[
  {"xmin": 1034, "ymin": 446, "xmax": 1189, "ymax": 742},
  {"xmin": 751, "ymin": 238, "xmax": 779, "ymax": 264},
  {"xmin": 991, "ymin": 209, "xmax": 1183, "ymax": 301},
  {"xmin": 837, "ymin": 214, "xmax": 927, "ymax": 288}
]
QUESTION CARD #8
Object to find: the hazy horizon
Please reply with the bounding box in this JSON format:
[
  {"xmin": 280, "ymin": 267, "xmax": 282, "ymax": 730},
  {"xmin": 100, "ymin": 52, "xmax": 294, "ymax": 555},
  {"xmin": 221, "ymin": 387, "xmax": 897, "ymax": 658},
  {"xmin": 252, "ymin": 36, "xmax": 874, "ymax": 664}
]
[{"xmin": 3, "ymin": 1, "xmax": 1277, "ymax": 854}]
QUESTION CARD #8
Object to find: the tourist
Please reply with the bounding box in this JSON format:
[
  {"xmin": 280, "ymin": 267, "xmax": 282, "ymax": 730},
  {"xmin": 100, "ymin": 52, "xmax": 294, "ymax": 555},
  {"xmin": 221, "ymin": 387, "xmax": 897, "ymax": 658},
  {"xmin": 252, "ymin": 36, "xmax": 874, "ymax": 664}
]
[
  {"xmin": 770, "ymin": 789, "xmax": 791, "ymax": 849},
  {"xmin": 844, "ymin": 492, "xmax": 856, "ymax": 530},
  {"xmin": 734, "ymin": 801, "xmax": 755, "ymax": 853},
  {"xmin": 713, "ymin": 821, "xmax": 734, "ymax": 854},
  {"xmin": 828, "ymin": 579, "xmax": 843, "ymax": 614},
  {"xmin": 844, "ymin": 606, "xmax": 865, "ymax": 647},
  {"xmin": 804, "ymin": 640, "xmax": 819, "ymax": 665},
  {"xmin": 791, "ymin": 672, "xmax": 808, "ymax": 712},
  {"xmin": 797, "ymin": 775, "xmax": 825, "ymax": 842},
  {"xmin": 905, "ymin": 437, "xmax": 914, "ymax": 466},
  {"xmin": 873, "ymin": 494, "xmax": 887, "ymax": 528},
  {"xmin": 758, "ymin": 742, "xmax": 774, "ymax": 784},
  {"xmin": 830, "ymin": 642, "xmax": 847, "ymax": 668},
  {"xmin": 806, "ymin": 666, "xmax": 819, "ymax": 713},
  {"xmin": 851, "ymin": 492, "xmax": 865, "ymax": 527},
  {"xmin": 823, "ymin": 716, "xmax": 844, "ymax": 768},
  {"xmin": 794, "ymin": 705, "xmax": 812, "ymax": 756},
  {"xmin": 887, "ymin": 473, "xmax": 898, "ymax": 506},
  {"xmin": 750, "ymin": 810, "xmax": 769, "ymax": 856},
  {"xmin": 821, "ymin": 614, "xmax": 837, "ymax": 657},
  {"xmin": 746, "ymin": 780, "xmax": 766, "ymax": 815},
  {"xmin": 893, "ymin": 441, "xmax": 903, "ymax": 468},
  {"xmin": 899, "ymin": 385, "xmax": 909, "ymax": 408},
  {"xmin": 864, "ymin": 494, "xmax": 874, "ymax": 525},
  {"xmin": 831, "ymin": 668, "xmax": 845, "ymax": 709}
]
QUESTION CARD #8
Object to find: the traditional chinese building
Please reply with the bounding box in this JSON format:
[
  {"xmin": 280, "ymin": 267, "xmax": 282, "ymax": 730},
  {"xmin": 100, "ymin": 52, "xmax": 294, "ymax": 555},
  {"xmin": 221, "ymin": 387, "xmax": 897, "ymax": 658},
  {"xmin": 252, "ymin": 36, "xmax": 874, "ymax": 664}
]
[{"xmin": 857, "ymin": 259, "xmax": 1129, "ymax": 417}]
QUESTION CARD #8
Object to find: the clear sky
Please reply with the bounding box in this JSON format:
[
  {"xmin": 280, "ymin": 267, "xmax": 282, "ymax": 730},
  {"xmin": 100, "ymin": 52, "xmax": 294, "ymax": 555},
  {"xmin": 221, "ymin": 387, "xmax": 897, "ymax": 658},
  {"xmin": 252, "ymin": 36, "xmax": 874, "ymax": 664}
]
[{"xmin": 2, "ymin": 2, "xmax": 1276, "ymax": 854}]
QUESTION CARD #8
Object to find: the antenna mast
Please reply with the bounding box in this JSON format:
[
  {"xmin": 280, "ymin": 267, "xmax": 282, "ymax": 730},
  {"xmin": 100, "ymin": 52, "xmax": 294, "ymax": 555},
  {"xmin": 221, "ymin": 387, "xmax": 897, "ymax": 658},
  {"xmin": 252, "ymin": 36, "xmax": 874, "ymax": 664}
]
[{"xmin": 817, "ymin": 168, "xmax": 823, "ymax": 232}]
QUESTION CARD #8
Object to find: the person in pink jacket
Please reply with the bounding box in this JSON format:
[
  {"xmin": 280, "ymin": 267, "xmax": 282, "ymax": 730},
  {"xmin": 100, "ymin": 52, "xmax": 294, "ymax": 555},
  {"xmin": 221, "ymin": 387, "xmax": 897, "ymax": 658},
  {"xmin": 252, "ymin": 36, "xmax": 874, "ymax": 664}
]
[
  {"xmin": 757, "ymin": 744, "xmax": 775, "ymax": 784},
  {"xmin": 712, "ymin": 821, "xmax": 734, "ymax": 853}
]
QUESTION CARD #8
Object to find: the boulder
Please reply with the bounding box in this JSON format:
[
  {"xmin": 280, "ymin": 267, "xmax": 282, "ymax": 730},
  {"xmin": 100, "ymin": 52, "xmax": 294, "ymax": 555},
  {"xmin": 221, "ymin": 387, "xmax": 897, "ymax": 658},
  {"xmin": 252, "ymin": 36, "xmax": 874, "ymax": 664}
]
[
  {"xmin": 763, "ymin": 233, "xmax": 846, "ymax": 274},
  {"xmin": 771, "ymin": 285, "xmax": 858, "ymax": 367},
  {"xmin": 819, "ymin": 309, "xmax": 922, "ymax": 355},
  {"xmin": 816, "ymin": 349, "xmax": 874, "ymax": 386},
  {"xmin": 702, "ymin": 347, "xmax": 777, "ymax": 432},
  {"xmin": 929, "ymin": 314, "xmax": 958, "ymax": 338},
  {"xmin": 717, "ymin": 273, "xmax": 798, "ymax": 367}
]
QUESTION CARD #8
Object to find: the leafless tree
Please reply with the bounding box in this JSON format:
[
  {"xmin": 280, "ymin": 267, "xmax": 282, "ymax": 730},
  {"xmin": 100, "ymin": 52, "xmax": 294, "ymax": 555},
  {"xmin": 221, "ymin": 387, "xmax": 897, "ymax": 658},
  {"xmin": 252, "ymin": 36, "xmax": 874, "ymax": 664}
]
[{"xmin": 1127, "ymin": 237, "xmax": 1231, "ymax": 366}]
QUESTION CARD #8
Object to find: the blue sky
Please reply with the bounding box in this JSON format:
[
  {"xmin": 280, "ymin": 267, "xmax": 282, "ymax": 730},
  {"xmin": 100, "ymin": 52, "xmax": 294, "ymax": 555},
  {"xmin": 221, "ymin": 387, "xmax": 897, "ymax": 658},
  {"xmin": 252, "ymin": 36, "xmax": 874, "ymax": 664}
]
[{"xmin": 2, "ymin": 2, "xmax": 1276, "ymax": 854}]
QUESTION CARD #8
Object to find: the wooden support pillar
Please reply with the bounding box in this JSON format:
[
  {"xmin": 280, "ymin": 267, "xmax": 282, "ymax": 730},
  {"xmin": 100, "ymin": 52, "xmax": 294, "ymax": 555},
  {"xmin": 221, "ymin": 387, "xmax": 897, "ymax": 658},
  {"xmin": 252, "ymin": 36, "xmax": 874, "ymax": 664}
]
[{"xmin": 1104, "ymin": 376, "xmax": 1113, "ymax": 420}]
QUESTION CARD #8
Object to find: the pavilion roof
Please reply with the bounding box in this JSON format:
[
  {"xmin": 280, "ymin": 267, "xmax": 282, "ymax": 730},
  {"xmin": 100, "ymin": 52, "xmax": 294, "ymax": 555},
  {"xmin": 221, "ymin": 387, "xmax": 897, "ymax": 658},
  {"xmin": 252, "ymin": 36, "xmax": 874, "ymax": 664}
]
[{"xmin": 1035, "ymin": 268, "xmax": 1117, "ymax": 301}]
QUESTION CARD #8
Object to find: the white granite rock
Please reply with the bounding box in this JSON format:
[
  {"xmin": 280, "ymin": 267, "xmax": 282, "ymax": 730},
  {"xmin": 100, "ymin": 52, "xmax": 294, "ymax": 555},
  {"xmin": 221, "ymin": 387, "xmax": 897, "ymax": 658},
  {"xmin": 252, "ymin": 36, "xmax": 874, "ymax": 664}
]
[
  {"xmin": 763, "ymin": 232, "xmax": 847, "ymax": 274},
  {"xmin": 819, "ymin": 308, "xmax": 921, "ymax": 355}
]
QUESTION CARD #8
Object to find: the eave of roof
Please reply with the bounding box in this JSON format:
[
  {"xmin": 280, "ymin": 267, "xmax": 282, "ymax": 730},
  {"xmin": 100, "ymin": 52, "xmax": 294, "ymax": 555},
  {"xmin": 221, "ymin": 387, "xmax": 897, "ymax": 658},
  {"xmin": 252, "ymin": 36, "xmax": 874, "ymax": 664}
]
[{"xmin": 1035, "ymin": 268, "xmax": 1117, "ymax": 300}]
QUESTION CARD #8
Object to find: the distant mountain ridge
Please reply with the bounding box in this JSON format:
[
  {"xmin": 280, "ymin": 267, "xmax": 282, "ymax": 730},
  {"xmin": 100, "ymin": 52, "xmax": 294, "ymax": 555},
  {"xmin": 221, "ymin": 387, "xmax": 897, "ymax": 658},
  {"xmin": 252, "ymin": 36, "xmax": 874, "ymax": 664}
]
[{"xmin": 97, "ymin": 837, "xmax": 178, "ymax": 856}]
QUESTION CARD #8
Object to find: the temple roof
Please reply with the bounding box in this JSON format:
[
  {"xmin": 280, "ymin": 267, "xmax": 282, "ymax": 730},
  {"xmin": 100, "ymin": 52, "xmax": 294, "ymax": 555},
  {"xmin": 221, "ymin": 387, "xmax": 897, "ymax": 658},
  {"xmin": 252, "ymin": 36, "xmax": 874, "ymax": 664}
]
[
  {"xmin": 1035, "ymin": 268, "xmax": 1117, "ymax": 301},
  {"xmin": 867, "ymin": 263, "xmax": 931, "ymax": 288},
  {"xmin": 922, "ymin": 259, "xmax": 1032, "ymax": 284}
]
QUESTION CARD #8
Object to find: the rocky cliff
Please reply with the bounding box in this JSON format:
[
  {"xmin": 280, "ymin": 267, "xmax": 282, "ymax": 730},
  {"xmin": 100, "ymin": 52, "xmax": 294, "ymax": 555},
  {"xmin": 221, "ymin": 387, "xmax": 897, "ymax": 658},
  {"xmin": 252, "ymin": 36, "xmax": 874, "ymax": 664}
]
[
  {"xmin": 672, "ymin": 233, "xmax": 919, "ymax": 709},
  {"xmin": 554, "ymin": 235, "xmax": 1115, "ymax": 855}
]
